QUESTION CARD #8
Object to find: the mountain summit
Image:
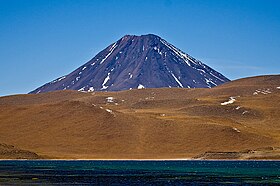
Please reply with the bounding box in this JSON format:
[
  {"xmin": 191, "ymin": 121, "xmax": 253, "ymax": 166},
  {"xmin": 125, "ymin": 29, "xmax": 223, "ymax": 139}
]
[{"xmin": 30, "ymin": 34, "xmax": 230, "ymax": 93}]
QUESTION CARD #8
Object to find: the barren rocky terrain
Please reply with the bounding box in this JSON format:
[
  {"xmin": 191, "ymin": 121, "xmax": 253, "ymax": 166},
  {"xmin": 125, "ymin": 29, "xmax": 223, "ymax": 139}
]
[{"xmin": 0, "ymin": 75, "xmax": 279, "ymax": 159}]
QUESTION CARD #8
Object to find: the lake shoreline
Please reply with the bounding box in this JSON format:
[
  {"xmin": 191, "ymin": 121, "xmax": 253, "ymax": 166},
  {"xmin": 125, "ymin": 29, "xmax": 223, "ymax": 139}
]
[{"xmin": 0, "ymin": 158, "xmax": 280, "ymax": 161}]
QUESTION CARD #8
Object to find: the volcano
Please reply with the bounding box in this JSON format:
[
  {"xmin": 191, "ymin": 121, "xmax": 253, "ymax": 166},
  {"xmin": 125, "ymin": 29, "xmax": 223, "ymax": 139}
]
[{"xmin": 30, "ymin": 34, "xmax": 229, "ymax": 93}]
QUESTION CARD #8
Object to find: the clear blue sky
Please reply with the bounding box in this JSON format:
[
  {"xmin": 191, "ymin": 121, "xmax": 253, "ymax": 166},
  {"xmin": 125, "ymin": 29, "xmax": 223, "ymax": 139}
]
[{"xmin": 0, "ymin": 0, "xmax": 279, "ymax": 96}]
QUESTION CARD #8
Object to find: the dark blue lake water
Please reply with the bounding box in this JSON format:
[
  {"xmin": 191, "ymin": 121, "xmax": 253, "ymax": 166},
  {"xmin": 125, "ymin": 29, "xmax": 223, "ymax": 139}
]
[{"xmin": 0, "ymin": 160, "xmax": 279, "ymax": 185}]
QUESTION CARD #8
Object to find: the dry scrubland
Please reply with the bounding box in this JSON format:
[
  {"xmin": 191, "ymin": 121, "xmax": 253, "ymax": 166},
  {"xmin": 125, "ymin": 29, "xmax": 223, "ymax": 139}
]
[{"xmin": 0, "ymin": 75, "xmax": 279, "ymax": 159}]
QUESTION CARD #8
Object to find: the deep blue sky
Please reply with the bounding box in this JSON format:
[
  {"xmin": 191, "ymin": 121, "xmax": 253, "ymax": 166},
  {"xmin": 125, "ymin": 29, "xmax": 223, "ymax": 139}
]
[{"xmin": 0, "ymin": 0, "xmax": 279, "ymax": 96}]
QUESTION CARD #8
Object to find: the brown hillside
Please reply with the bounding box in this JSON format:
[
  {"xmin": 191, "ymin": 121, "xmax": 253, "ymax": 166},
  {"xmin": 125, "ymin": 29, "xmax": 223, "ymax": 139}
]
[{"xmin": 0, "ymin": 75, "xmax": 279, "ymax": 159}]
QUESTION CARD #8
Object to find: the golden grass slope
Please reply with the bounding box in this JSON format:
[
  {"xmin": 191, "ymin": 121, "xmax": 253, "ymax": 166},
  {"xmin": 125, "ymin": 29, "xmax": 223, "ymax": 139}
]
[{"xmin": 0, "ymin": 75, "xmax": 279, "ymax": 159}]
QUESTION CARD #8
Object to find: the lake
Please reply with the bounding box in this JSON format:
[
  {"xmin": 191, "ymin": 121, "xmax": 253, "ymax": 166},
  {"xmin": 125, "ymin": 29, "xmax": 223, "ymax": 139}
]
[{"xmin": 0, "ymin": 160, "xmax": 279, "ymax": 185}]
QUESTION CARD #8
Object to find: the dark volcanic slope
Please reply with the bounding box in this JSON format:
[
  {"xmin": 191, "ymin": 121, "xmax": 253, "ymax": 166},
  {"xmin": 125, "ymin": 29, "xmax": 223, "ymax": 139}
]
[{"xmin": 30, "ymin": 34, "xmax": 229, "ymax": 94}]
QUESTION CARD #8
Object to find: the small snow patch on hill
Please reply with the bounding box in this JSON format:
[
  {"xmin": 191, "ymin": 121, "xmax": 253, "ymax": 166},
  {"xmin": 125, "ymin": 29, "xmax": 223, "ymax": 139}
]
[
  {"xmin": 232, "ymin": 127, "xmax": 241, "ymax": 133},
  {"xmin": 106, "ymin": 97, "xmax": 114, "ymax": 103},
  {"xmin": 88, "ymin": 87, "xmax": 94, "ymax": 92},
  {"xmin": 253, "ymin": 89, "xmax": 272, "ymax": 95},
  {"xmin": 138, "ymin": 84, "xmax": 145, "ymax": 89},
  {"xmin": 106, "ymin": 109, "xmax": 113, "ymax": 113},
  {"xmin": 221, "ymin": 97, "xmax": 236, "ymax": 105}
]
